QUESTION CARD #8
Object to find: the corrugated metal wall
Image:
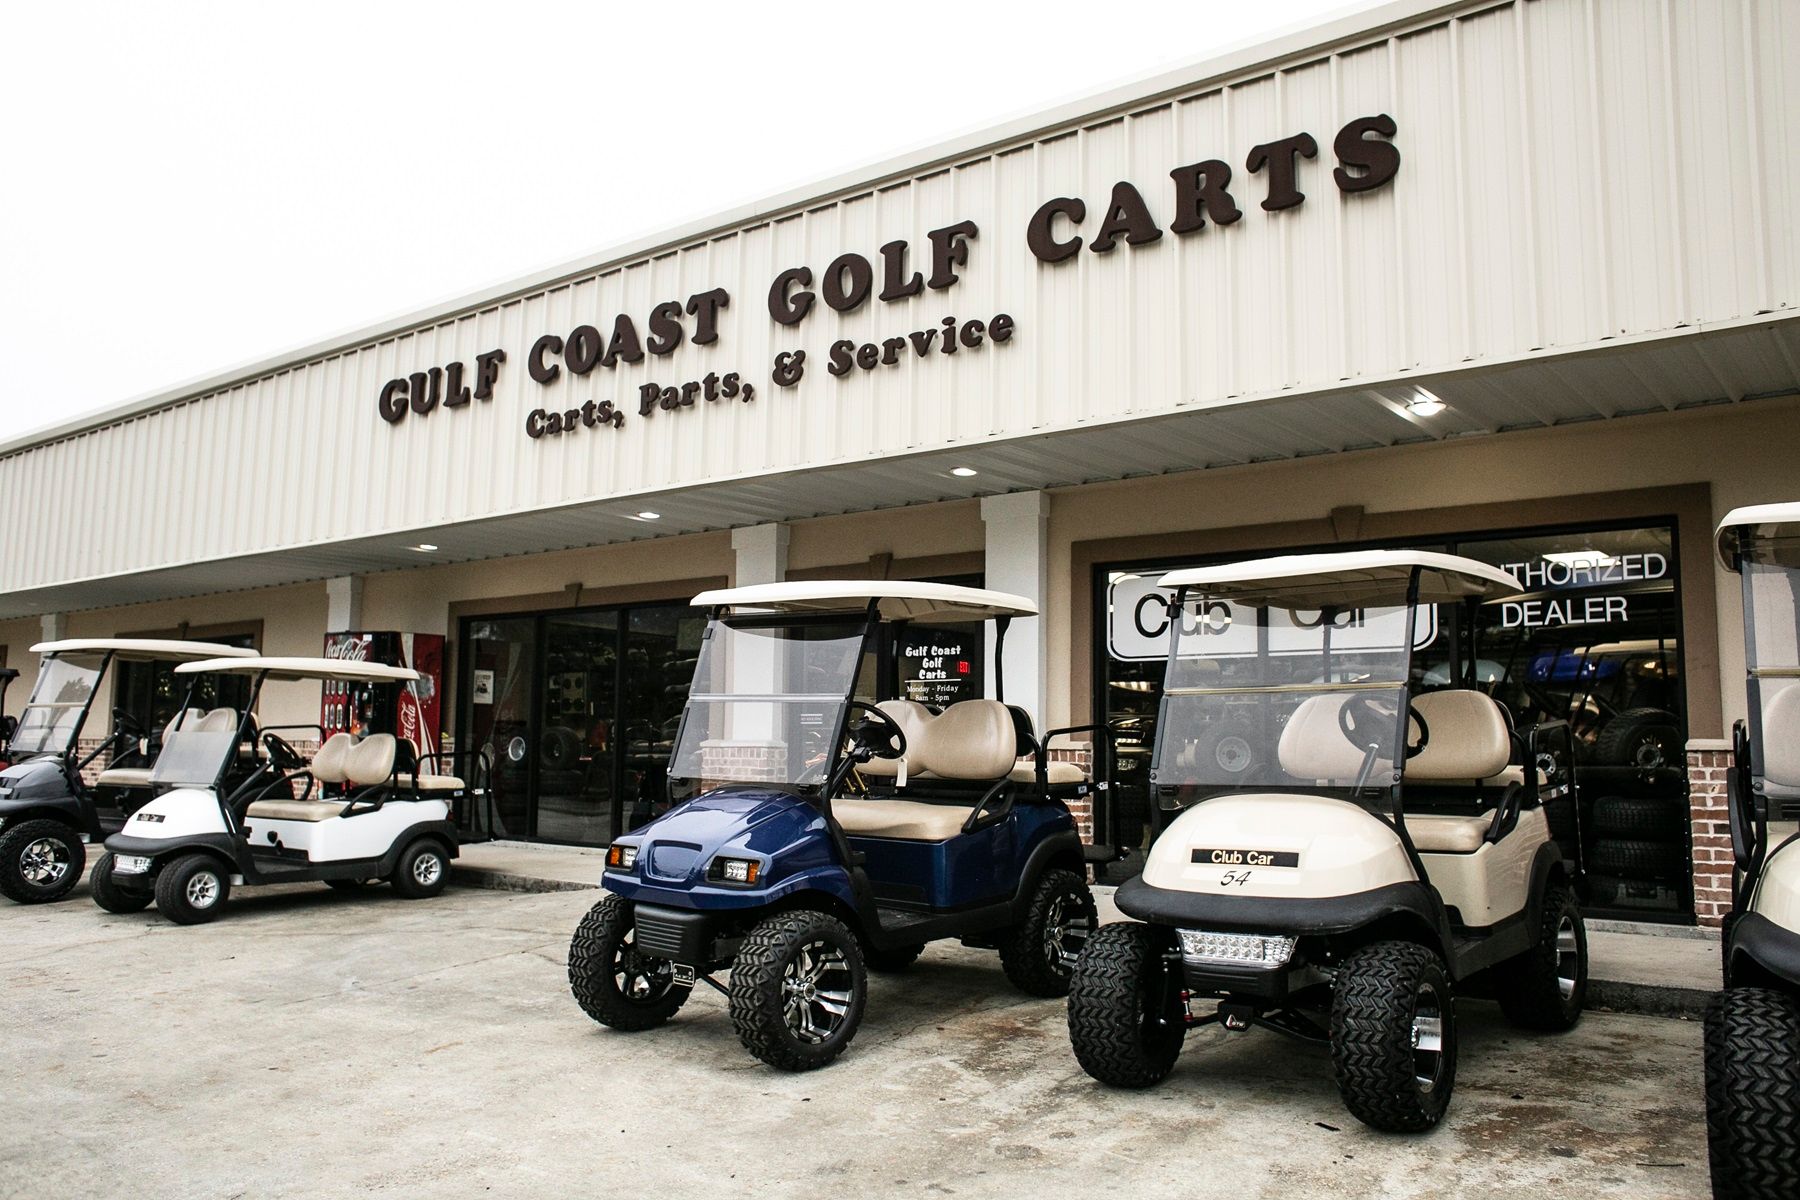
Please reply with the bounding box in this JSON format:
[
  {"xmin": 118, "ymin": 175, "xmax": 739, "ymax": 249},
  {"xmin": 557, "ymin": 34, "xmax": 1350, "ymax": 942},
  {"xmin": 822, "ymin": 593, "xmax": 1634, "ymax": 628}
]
[{"xmin": 3, "ymin": 0, "xmax": 1795, "ymax": 595}]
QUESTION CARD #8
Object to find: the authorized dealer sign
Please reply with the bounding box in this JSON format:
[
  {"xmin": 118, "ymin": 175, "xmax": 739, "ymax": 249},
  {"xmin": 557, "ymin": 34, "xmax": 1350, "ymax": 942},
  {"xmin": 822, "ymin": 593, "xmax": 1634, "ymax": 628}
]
[{"xmin": 373, "ymin": 115, "xmax": 1400, "ymax": 441}]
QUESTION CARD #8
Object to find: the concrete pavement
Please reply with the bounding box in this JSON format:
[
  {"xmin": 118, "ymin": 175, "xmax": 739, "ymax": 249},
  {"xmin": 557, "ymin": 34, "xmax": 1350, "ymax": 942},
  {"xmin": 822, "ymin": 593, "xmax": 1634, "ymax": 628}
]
[{"xmin": 1, "ymin": 876, "xmax": 1709, "ymax": 1200}]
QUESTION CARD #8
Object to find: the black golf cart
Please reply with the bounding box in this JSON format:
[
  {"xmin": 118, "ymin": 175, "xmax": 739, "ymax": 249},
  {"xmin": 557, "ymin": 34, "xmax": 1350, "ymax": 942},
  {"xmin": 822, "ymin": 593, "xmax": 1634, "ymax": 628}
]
[{"xmin": 0, "ymin": 638, "xmax": 257, "ymax": 904}]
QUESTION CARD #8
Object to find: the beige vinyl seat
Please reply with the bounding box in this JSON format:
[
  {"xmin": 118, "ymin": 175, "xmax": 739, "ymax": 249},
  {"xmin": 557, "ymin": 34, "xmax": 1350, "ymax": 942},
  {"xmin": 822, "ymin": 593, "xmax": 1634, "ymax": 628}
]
[
  {"xmin": 860, "ymin": 698, "xmax": 1088, "ymax": 790},
  {"xmin": 245, "ymin": 733, "xmax": 398, "ymax": 823},
  {"xmin": 1277, "ymin": 689, "xmax": 1513, "ymax": 854},
  {"xmin": 96, "ymin": 708, "xmax": 207, "ymax": 789},
  {"xmin": 392, "ymin": 737, "xmax": 465, "ymax": 791},
  {"xmin": 835, "ymin": 700, "xmax": 1018, "ymax": 840}
]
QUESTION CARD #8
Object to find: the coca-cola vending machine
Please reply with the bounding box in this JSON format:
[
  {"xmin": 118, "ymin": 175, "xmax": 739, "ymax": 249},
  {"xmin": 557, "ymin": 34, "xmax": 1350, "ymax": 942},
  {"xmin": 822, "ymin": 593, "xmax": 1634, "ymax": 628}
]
[{"xmin": 321, "ymin": 632, "xmax": 444, "ymax": 753}]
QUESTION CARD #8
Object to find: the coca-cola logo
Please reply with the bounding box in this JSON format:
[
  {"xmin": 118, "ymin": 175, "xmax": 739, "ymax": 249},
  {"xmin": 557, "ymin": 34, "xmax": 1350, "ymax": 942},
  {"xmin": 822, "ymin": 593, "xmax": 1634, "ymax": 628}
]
[{"xmin": 325, "ymin": 637, "xmax": 372, "ymax": 662}]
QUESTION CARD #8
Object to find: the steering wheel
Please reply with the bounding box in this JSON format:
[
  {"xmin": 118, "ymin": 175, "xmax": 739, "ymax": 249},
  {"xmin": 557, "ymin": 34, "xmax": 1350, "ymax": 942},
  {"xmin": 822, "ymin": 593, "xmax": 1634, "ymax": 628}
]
[
  {"xmin": 844, "ymin": 701, "xmax": 908, "ymax": 763},
  {"xmin": 111, "ymin": 708, "xmax": 146, "ymax": 740},
  {"xmin": 262, "ymin": 731, "xmax": 307, "ymax": 771},
  {"xmin": 1336, "ymin": 695, "xmax": 1431, "ymax": 760}
]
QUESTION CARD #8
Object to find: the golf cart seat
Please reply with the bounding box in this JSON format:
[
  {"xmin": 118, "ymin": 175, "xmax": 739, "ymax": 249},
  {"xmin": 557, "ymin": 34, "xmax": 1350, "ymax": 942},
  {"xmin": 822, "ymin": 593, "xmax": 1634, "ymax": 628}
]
[
  {"xmin": 96, "ymin": 708, "xmax": 207, "ymax": 788},
  {"xmin": 195, "ymin": 707, "xmax": 238, "ymax": 732},
  {"xmin": 860, "ymin": 699, "xmax": 1090, "ymax": 791},
  {"xmin": 839, "ymin": 700, "xmax": 1019, "ymax": 839},
  {"xmin": 244, "ymin": 734, "xmax": 398, "ymax": 822},
  {"xmin": 1403, "ymin": 690, "xmax": 1514, "ymax": 854}
]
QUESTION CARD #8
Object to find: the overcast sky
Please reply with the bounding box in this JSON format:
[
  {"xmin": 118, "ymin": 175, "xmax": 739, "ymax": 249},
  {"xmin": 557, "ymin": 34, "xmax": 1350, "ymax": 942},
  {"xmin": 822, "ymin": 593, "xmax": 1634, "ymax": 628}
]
[{"xmin": 0, "ymin": 0, "xmax": 1366, "ymax": 437}]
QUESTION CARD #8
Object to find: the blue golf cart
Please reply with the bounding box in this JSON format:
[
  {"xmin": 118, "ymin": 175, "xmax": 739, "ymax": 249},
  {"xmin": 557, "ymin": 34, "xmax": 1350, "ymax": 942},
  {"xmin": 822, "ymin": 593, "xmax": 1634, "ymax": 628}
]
[{"xmin": 567, "ymin": 581, "xmax": 1118, "ymax": 1070}]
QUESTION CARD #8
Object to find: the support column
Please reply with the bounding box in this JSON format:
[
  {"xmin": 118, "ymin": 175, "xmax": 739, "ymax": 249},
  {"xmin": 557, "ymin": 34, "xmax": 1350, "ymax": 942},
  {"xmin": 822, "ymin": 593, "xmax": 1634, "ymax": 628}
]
[
  {"xmin": 982, "ymin": 491, "xmax": 1049, "ymax": 728},
  {"xmin": 39, "ymin": 613, "xmax": 68, "ymax": 643},
  {"xmin": 325, "ymin": 575, "xmax": 364, "ymax": 632},
  {"xmin": 730, "ymin": 523, "xmax": 790, "ymax": 587}
]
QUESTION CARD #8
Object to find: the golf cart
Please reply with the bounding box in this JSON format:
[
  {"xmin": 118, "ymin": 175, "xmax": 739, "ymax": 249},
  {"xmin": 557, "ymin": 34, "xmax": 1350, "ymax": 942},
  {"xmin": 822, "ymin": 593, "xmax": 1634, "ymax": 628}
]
[
  {"xmin": 92, "ymin": 655, "xmax": 479, "ymax": 924},
  {"xmin": 0, "ymin": 638, "xmax": 258, "ymax": 904},
  {"xmin": 1706, "ymin": 503, "xmax": 1800, "ymax": 1198},
  {"xmin": 0, "ymin": 666, "xmax": 18, "ymax": 769},
  {"xmin": 568, "ymin": 581, "xmax": 1119, "ymax": 1071},
  {"xmin": 1067, "ymin": 550, "xmax": 1586, "ymax": 1132}
]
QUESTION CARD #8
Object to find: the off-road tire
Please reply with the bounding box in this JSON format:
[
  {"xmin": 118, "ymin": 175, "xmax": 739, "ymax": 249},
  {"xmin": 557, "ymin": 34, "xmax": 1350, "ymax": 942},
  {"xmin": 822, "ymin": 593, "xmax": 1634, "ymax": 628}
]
[
  {"xmin": 1330, "ymin": 940, "xmax": 1458, "ymax": 1132},
  {"xmin": 1704, "ymin": 987, "xmax": 1800, "ymax": 1200},
  {"xmin": 1589, "ymin": 794, "xmax": 1683, "ymax": 839},
  {"xmin": 1067, "ymin": 922, "xmax": 1185, "ymax": 1088},
  {"xmin": 864, "ymin": 943, "xmax": 925, "ymax": 973},
  {"xmin": 390, "ymin": 839, "xmax": 450, "ymax": 899},
  {"xmin": 89, "ymin": 851, "xmax": 152, "ymax": 914},
  {"xmin": 728, "ymin": 910, "xmax": 867, "ymax": 1071},
  {"xmin": 1589, "ymin": 837, "xmax": 1684, "ymax": 881},
  {"xmin": 0, "ymin": 818, "xmax": 86, "ymax": 904},
  {"xmin": 154, "ymin": 853, "xmax": 231, "ymax": 925},
  {"xmin": 1495, "ymin": 885, "xmax": 1587, "ymax": 1030},
  {"xmin": 1593, "ymin": 708, "xmax": 1681, "ymax": 770},
  {"xmin": 568, "ymin": 895, "xmax": 691, "ymax": 1031},
  {"xmin": 997, "ymin": 868, "xmax": 1097, "ymax": 998}
]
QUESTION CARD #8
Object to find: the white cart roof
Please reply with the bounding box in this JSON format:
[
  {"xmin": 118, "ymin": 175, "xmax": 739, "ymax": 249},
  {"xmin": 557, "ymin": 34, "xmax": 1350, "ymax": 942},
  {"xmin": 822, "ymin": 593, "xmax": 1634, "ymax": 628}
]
[
  {"xmin": 30, "ymin": 638, "xmax": 260, "ymax": 664},
  {"xmin": 692, "ymin": 580, "xmax": 1037, "ymax": 621},
  {"xmin": 174, "ymin": 655, "xmax": 420, "ymax": 683},
  {"xmin": 1716, "ymin": 503, "xmax": 1800, "ymax": 571},
  {"xmin": 1160, "ymin": 549, "xmax": 1521, "ymax": 608}
]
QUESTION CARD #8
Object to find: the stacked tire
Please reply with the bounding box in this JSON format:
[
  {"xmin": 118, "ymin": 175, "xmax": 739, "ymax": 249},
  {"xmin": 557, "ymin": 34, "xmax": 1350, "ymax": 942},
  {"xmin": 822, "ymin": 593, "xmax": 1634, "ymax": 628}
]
[{"xmin": 1582, "ymin": 708, "xmax": 1688, "ymax": 910}]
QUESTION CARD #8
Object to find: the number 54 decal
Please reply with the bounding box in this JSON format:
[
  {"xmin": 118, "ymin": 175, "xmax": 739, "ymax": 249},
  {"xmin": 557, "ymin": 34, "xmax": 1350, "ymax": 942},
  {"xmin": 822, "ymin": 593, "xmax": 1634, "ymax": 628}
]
[{"xmin": 1219, "ymin": 869, "xmax": 1253, "ymax": 888}]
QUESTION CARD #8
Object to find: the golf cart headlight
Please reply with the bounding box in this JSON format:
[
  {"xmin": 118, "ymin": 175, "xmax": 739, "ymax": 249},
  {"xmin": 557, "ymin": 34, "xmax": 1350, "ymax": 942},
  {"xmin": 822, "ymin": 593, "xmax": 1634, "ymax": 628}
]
[
  {"xmin": 1178, "ymin": 929, "xmax": 1297, "ymax": 969},
  {"xmin": 710, "ymin": 856, "xmax": 761, "ymax": 885},
  {"xmin": 606, "ymin": 844, "xmax": 638, "ymax": 870}
]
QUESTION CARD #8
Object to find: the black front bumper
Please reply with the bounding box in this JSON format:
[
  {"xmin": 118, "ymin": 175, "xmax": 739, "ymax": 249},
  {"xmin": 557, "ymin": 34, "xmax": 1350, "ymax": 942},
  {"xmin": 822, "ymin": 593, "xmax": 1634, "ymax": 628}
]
[
  {"xmin": 1115, "ymin": 875, "xmax": 1443, "ymax": 940},
  {"xmin": 632, "ymin": 904, "xmax": 725, "ymax": 968}
]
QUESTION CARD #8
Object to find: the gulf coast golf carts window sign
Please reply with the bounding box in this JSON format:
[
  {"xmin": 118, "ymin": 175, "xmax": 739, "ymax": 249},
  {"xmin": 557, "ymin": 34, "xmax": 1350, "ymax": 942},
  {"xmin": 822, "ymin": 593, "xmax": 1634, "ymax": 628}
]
[{"xmin": 372, "ymin": 115, "xmax": 1400, "ymax": 441}]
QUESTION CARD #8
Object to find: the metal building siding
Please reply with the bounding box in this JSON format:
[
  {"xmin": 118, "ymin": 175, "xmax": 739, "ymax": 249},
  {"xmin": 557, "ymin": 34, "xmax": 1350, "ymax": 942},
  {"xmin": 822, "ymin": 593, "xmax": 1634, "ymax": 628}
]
[{"xmin": 1, "ymin": 0, "xmax": 1795, "ymax": 597}]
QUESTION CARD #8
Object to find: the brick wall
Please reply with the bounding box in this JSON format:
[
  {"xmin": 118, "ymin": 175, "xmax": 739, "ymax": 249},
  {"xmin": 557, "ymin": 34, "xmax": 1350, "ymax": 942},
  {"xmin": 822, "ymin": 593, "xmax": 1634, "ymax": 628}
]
[
  {"xmin": 1045, "ymin": 744, "xmax": 1096, "ymax": 843},
  {"xmin": 1687, "ymin": 743, "xmax": 1734, "ymax": 927}
]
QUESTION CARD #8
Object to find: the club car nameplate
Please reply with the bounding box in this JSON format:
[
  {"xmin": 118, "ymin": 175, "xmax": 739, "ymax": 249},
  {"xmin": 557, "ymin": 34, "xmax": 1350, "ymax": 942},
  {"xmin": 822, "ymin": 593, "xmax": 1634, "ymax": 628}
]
[{"xmin": 1192, "ymin": 848, "xmax": 1299, "ymax": 868}]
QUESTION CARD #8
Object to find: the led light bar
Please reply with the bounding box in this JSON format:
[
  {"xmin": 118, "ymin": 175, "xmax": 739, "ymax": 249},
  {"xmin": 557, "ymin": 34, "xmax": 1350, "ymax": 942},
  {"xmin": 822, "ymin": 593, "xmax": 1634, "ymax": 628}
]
[{"xmin": 1178, "ymin": 929, "xmax": 1297, "ymax": 969}]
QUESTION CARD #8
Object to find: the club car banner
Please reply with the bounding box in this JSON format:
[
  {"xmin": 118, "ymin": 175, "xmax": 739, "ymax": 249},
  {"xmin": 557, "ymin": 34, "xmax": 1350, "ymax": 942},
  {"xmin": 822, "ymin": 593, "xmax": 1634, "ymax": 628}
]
[{"xmin": 1107, "ymin": 573, "xmax": 1435, "ymax": 662}]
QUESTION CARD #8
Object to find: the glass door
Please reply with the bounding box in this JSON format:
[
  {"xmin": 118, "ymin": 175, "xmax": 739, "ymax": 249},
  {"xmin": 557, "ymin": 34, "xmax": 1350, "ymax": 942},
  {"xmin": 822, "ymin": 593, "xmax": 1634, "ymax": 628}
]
[
  {"xmin": 619, "ymin": 606, "xmax": 708, "ymax": 835},
  {"xmin": 538, "ymin": 612, "xmax": 620, "ymax": 844},
  {"xmin": 464, "ymin": 617, "xmax": 538, "ymax": 840}
]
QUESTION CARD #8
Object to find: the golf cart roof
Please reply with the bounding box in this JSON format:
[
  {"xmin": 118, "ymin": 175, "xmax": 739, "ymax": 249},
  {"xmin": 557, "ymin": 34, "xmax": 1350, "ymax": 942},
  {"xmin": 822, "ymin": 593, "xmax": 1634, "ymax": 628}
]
[
  {"xmin": 1159, "ymin": 550, "xmax": 1521, "ymax": 608},
  {"xmin": 29, "ymin": 638, "xmax": 261, "ymax": 664},
  {"xmin": 174, "ymin": 655, "xmax": 420, "ymax": 683},
  {"xmin": 690, "ymin": 580, "xmax": 1038, "ymax": 621},
  {"xmin": 1716, "ymin": 503, "xmax": 1800, "ymax": 571}
]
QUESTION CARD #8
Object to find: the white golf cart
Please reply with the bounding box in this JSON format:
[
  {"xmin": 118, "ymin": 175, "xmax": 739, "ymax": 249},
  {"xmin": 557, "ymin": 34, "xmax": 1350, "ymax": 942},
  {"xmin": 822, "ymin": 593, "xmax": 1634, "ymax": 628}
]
[
  {"xmin": 0, "ymin": 638, "xmax": 258, "ymax": 904},
  {"xmin": 92, "ymin": 655, "xmax": 475, "ymax": 924},
  {"xmin": 1067, "ymin": 550, "xmax": 1586, "ymax": 1132},
  {"xmin": 1706, "ymin": 504, "xmax": 1800, "ymax": 1198}
]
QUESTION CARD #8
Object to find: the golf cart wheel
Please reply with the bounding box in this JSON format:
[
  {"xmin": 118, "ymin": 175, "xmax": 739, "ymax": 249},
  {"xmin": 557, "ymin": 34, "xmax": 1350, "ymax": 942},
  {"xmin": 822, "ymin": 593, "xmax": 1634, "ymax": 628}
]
[
  {"xmin": 1330, "ymin": 940, "xmax": 1457, "ymax": 1132},
  {"xmin": 1593, "ymin": 707, "xmax": 1681, "ymax": 770},
  {"xmin": 1495, "ymin": 885, "xmax": 1587, "ymax": 1031},
  {"xmin": 390, "ymin": 839, "xmax": 450, "ymax": 900},
  {"xmin": 567, "ymin": 895, "xmax": 691, "ymax": 1031},
  {"xmin": 154, "ymin": 854, "xmax": 231, "ymax": 925},
  {"xmin": 1067, "ymin": 922, "xmax": 1185, "ymax": 1088},
  {"xmin": 89, "ymin": 851, "xmax": 152, "ymax": 914},
  {"xmin": 863, "ymin": 943, "xmax": 925, "ymax": 973},
  {"xmin": 0, "ymin": 818, "xmax": 86, "ymax": 904},
  {"xmin": 728, "ymin": 909, "xmax": 867, "ymax": 1071},
  {"xmin": 1589, "ymin": 837, "xmax": 1684, "ymax": 881},
  {"xmin": 998, "ymin": 868, "xmax": 1098, "ymax": 998},
  {"xmin": 1704, "ymin": 987, "xmax": 1800, "ymax": 1200}
]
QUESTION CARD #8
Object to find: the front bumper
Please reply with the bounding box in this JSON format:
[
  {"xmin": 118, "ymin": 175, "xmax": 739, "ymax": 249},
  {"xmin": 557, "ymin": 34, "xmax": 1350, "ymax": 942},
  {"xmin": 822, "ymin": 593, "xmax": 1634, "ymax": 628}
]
[
  {"xmin": 631, "ymin": 903, "xmax": 741, "ymax": 969},
  {"xmin": 1115, "ymin": 875, "xmax": 1442, "ymax": 939}
]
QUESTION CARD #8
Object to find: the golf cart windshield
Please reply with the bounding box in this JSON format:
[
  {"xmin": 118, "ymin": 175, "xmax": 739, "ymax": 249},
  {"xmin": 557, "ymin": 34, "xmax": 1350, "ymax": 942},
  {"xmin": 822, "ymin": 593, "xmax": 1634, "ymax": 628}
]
[
  {"xmin": 669, "ymin": 616, "xmax": 868, "ymax": 790},
  {"xmin": 8, "ymin": 654, "xmax": 103, "ymax": 757},
  {"xmin": 1151, "ymin": 599, "xmax": 1428, "ymax": 805},
  {"xmin": 149, "ymin": 727, "xmax": 241, "ymax": 788}
]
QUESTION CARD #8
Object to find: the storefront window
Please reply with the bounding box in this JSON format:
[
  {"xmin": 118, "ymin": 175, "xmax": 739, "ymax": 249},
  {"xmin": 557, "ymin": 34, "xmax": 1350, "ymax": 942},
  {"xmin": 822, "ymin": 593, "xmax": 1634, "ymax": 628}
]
[
  {"xmin": 1095, "ymin": 521, "xmax": 1690, "ymax": 919},
  {"xmin": 114, "ymin": 633, "xmax": 255, "ymax": 748}
]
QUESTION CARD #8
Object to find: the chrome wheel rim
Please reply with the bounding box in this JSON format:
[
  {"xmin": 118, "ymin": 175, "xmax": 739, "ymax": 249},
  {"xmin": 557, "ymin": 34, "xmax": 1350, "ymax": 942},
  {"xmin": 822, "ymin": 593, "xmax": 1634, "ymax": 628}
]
[
  {"xmin": 1555, "ymin": 915, "xmax": 1580, "ymax": 1000},
  {"xmin": 186, "ymin": 871, "xmax": 220, "ymax": 908},
  {"xmin": 20, "ymin": 837, "xmax": 71, "ymax": 887},
  {"xmin": 1215, "ymin": 735, "xmax": 1253, "ymax": 774},
  {"xmin": 411, "ymin": 851, "xmax": 444, "ymax": 887},
  {"xmin": 780, "ymin": 939, "xmax": 854, "ymax": 1044},
  {"xmin": 614, "ymin": 927, "xmax": 675, "ymax": 1004},
  {"xmin": 1410, "ymin": 982, "xmax": 1446, "ymax": 1094},
  {"xmin": 1043, "ymin": 891, "xmax": 1094, "ymax": 972}
]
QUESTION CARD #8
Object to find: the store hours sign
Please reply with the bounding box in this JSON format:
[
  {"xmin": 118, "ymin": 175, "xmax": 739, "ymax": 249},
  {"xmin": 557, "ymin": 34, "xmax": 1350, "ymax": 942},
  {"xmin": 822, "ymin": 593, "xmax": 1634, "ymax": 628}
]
[{"xmin": 371, "ymin": 113, "xmax": 1401, "ymax": 443}]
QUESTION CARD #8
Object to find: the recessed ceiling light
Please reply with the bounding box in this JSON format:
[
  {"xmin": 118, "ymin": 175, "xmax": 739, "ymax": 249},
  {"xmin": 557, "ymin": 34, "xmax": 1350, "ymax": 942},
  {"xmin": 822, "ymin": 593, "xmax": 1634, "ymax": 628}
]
[
  {"xmin": 951, "ymin": 466, "xmax": 979, "ymax": 477},
  {"xmin": 633, "ymin": 511, "xmax": 661, "ymax": 521},
  {"xmin": 1406, "ymin": 388, "xmax": 1446, "ymax": 418},
  {"xmin": 412, "ymin": 543, "xmax": 438, "ymax": 552}
]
